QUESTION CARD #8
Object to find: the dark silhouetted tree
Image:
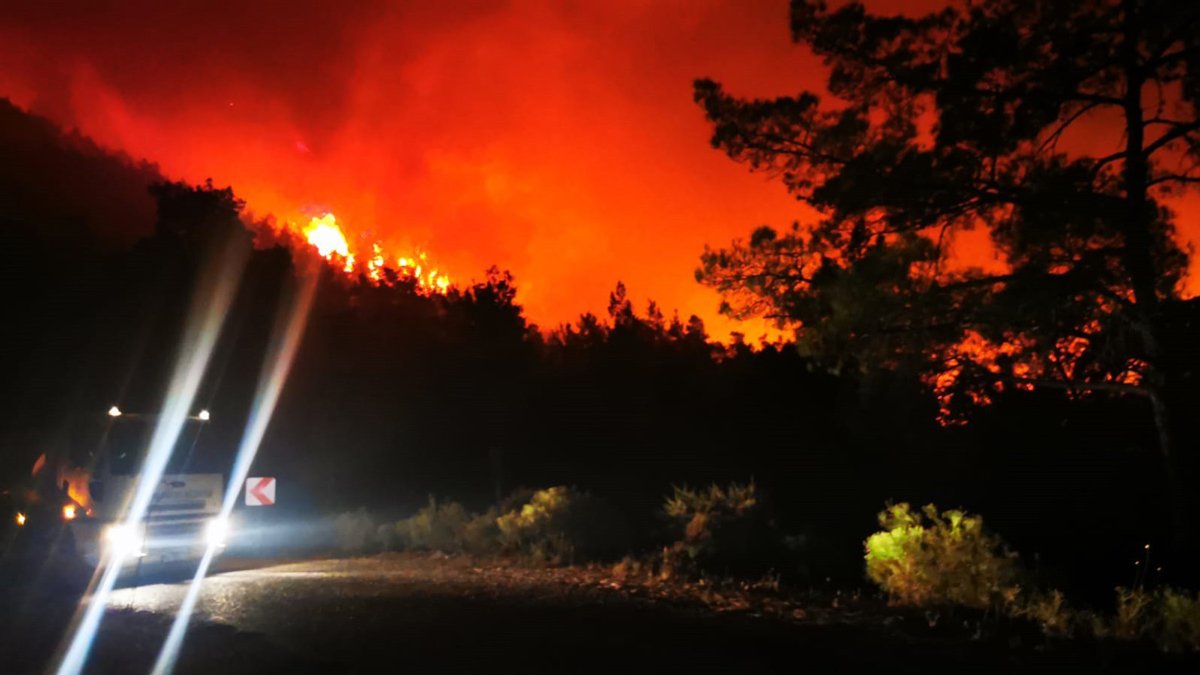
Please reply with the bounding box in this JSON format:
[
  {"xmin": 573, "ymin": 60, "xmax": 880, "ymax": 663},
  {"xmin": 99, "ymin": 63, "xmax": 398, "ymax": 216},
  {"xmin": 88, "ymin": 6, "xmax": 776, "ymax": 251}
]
[{"xmin": 695, "ymin": 0, "xmax": 1200, "ymax": 548}]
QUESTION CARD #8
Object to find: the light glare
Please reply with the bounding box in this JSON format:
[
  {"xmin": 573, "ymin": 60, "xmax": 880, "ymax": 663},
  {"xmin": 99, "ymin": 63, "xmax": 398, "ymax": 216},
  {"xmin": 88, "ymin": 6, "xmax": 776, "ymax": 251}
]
[
  {"xmin": 54, "ymin": 234, "xmax": 246, "ymax": 675},
  {"xmin": 152, "ymin": 267, "xmax": 317, "ymax": 675}
]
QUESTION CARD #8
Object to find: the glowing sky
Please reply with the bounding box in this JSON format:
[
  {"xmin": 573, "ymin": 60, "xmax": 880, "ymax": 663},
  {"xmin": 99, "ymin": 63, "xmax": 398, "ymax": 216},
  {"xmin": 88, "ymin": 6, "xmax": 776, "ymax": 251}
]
[{"xmin": 2, "ymin": 0, "xmax": 1196, "ymax": 336}]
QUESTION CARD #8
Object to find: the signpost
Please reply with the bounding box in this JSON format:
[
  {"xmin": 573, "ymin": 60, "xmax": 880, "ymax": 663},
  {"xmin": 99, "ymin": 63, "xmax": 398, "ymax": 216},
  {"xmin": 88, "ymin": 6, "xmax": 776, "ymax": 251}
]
[{"xmin": 245, "ymin": 476, "xmax": 276, "ymax": 506}]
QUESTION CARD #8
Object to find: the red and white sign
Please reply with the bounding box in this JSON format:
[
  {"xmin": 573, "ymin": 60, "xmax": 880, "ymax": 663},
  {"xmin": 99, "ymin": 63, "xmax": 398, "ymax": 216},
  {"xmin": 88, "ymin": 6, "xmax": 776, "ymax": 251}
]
[{"xmin": 245, "ymin": 477, "xmax": 276, "ymax": 506}]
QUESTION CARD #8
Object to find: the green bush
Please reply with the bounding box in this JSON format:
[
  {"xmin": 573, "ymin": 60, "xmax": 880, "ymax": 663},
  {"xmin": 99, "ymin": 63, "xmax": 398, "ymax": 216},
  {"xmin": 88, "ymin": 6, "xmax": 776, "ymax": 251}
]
[
  {"xmin": 661, "ymin": 480, "xmax": 785, "ymax": 577},
  {"xmin": 495, "ymin": 486, "xmax": 627, "ymax": 563},
  {"xmin": 864, "ymin": 502, "xmax": 1019, "ymax": 609}
]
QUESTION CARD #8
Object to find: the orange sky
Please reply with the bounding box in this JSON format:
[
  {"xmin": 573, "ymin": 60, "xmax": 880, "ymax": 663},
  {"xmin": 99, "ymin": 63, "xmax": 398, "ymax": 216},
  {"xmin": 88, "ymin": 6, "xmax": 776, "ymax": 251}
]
[{"xmin": 1, "ymin": 0, "xmax": 1196, "ymax": 337}]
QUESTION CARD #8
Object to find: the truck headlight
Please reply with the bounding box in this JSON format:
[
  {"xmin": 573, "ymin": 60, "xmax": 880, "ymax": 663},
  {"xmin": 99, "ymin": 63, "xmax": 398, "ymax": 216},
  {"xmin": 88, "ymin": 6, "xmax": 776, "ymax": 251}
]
[
  {"xmin": 205, "ymin": 517, "xmax": 230, "ymax": 547},
  {"xmin": 105, "ymin": 524, "xmax": 145, "ymax": 557}
]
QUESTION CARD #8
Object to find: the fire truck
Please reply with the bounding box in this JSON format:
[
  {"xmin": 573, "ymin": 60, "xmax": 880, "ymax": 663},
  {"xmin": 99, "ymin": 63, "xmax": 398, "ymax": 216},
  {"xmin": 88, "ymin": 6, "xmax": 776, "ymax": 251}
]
[{"xmin": 11, "ymin": 407, "xmax": 229, "ymax": 573}]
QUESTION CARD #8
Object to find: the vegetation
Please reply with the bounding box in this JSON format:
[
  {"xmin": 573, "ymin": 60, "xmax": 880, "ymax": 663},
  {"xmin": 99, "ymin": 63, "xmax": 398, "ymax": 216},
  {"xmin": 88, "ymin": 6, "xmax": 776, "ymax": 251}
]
[
  {"xmin": 695, "ymin": 0, "xmax": 1200, "ymax": 550},
  {"xmin": 495, "ymin": 486, "xmax": 627, "ymax": 563},
  {"xmin": 1158, "ymin": 588, "xmax": 1200, "ymax": 653},
  {"xmin": 661, "ymin": 481, "xmax": 792, "ymax": 578},
  {"xmin": 2, "ymin": 4, "xmax": 1200, "ymax": 665},
  {"xmin": 0, "ymin": 147, "xmax": 1186, "ymax": 595},
  {"xmin": 337, "ymin": 493, "xmax": 1200, "ymax": 655},
  {"xmin": 862, "ymin": 502, "xmax": 1200, "ymax": 653},
  {"xmin": 332, "ymin": 509, "xmax": 379, "ymax": 554},
  {"xmin": 864, "ymin": 503, "xmax": 1019, "ymax": 610},
  {"xmin": 391, "ymin": 497, "xmax": 473, "ymax": 553},
  {"xmin": 362, "ymin": 487, "xmax": 627, "ymax": 564}
]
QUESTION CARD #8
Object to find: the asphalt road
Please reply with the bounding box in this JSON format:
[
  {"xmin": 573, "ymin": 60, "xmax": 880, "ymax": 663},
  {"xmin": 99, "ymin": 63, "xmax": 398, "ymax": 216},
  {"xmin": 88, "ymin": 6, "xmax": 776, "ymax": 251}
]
[
  {"xmin": 2, "ymin": 555, "xmax": 1194, "ymax": 674},
  {"xmin": 100, "ymin": 556, "xmax": 843, "ymax": 673}
]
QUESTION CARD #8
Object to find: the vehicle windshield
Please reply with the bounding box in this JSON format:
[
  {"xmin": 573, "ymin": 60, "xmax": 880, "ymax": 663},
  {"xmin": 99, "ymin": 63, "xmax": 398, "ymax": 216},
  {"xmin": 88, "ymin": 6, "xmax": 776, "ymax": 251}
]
[{"xmin": 106, "ymin": 418, "xmax": 213, "ymax": 476}]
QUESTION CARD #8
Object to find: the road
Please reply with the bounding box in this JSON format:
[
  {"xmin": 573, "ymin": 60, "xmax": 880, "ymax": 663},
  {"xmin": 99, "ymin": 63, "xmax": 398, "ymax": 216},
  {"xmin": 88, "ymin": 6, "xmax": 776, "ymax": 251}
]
[
  {"xmin": 1, "ymin": 554, "xmax": 1192, "ymax": 673},
  {"xmin": 99, "ymin": 556, "xmax": 846, "ymax": 673}
]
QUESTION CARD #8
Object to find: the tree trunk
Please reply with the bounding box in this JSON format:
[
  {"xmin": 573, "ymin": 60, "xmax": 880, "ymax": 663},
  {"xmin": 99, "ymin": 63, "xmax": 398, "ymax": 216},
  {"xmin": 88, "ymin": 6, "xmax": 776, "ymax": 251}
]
[
  {"xmin": 1119, "ymin": 3, "xmax": 1197, "ymax": 572},
  {"xmin": 1151, "ymin": 368, "xmax": 1200, "ymax": 578}
]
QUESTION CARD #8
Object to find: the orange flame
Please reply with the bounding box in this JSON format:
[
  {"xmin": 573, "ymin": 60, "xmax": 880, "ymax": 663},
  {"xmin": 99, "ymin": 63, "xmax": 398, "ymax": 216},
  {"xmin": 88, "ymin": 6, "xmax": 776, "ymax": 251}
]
[{"xmin": 297, "ymin": 212, "xmax": 452, "ymax": 292}]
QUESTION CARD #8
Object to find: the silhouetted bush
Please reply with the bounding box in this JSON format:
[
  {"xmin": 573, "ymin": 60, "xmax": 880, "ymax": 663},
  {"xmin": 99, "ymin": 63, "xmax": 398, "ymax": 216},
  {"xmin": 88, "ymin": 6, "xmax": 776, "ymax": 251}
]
[
  {"xmin": 660, "ymin": 481, "xmax": 788, "ymax": 578},
  {"xmin": 864, "ymin": 503, "xmax": 1019, "ymax": 609}
]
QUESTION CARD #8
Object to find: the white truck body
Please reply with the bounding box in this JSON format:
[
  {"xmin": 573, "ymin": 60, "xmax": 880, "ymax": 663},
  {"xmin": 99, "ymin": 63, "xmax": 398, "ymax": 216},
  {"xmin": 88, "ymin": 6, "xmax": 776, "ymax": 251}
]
[
  {"xmin": 52, "ymin": 414, "xmax": 228, "ymax": 569},
  {"xmin": 71, "ymin": 472, "xmax": 225, "ymax": 567}
]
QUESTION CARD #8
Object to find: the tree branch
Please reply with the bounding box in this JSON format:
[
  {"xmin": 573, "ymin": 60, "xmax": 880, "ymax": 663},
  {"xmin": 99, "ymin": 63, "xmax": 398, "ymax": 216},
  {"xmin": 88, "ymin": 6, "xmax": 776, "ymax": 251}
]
[
  {"xmin": 1147, "ymin": 173, "xmax": 1200, "ymax": 188},
  {"xmin": 1040, "ymin": 101, "xmax": 1104, "ymax": 152},
  {"xmin": 1010, "ymin": 377, "xmax": 1150, "ymax": 397},
  {"xmin": 1143, "ymin": 120, "xmax": 1200, "ymax": 156}
]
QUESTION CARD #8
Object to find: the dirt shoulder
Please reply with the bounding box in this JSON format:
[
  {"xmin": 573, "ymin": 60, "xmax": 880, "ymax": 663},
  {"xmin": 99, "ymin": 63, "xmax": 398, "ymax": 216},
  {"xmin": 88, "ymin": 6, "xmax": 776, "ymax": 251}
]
[{"xmin": 1, "ymin": 553, "xmax": 1195, "ymax": 673}]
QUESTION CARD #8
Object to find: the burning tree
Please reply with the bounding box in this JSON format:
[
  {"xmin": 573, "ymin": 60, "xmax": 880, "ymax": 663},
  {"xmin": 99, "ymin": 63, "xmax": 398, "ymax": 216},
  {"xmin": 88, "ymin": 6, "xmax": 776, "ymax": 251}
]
[{"xmin": 694, "ymin": 0, "xmax": 1200, "ymax": 549}]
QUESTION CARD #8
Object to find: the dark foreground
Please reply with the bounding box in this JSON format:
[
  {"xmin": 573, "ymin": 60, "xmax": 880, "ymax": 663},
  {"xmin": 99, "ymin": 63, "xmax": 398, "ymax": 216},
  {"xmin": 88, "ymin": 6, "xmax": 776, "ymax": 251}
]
[{"xmin": 0, "ymin": 554, "xmax": 1194, "ymax": 674}]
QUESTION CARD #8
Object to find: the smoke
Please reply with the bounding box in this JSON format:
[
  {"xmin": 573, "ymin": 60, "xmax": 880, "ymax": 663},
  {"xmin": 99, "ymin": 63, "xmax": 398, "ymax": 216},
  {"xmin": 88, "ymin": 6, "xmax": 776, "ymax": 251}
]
[
  {"xmin": 0, "ymin": 0, "xmax": 827, "ymax": 337},
  {"xmin": 3, "ymin": 0, "xmax": 1196, "ymax": 335}
]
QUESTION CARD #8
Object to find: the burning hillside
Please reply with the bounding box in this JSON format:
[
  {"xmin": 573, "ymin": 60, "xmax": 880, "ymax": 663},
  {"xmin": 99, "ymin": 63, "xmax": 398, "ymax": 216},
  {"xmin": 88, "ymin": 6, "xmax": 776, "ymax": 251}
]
[{"xmin": 295, "ymin": 213, "xmax": 450, "ymax": 292}]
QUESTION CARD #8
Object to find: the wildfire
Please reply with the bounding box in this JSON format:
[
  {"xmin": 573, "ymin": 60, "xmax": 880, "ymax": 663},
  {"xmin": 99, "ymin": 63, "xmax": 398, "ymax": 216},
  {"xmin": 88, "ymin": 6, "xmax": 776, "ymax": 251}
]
[
  {"xmin": 302, "ymin": 213, "xmax": 350, "ymax": 258},
  {"xmin": 298, "ymin": 212, "xmax": 451, "ymax": 292}
]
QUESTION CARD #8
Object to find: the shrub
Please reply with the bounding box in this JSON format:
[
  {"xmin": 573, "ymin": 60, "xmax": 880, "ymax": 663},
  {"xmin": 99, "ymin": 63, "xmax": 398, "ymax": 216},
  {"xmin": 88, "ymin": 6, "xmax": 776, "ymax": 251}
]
[
  {"xmin": 332, "ymin": 509, "xmax": 378, "ymax": 554},
  {"xmin": 495, "ymin": 486, "xmax": 627, "ymax": 563},
  {"xmin": 864, "ymin": 502, "xmax": 1019, "ymax": 609},
  {"xmin": 1112, "ymin": 586, "xmax": 1153, "ymax": 640},
  {"xmin": 661, "ymin": 480, "xmax": 785, "ymax": 577},
  {"xmin": 1108, "ymin": 586, "xmax": 1200, "ymax": 652},
  {"xmin": 1013, "ymin": 589, "xmax": 1075, "ymax": 637},
  {"xmin": 611, "ymin": 555, "xmax": 649, "ymax": 582},
  {"xmin": 393, "ymin": 497, "xmax": 471, "ymax": 553},
  {"xmin": 1157, "ymin": 587, "xmax": 1200, "ymax": 653},
  {"xmin": 460, "ymin": 508, "xmax": 502, "ymax": 555}
]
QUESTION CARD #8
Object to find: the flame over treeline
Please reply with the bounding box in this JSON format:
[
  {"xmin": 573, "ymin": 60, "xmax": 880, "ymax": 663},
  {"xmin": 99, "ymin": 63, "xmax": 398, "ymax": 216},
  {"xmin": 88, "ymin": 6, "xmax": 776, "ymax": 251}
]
[{"xmin": 296, "ymin": 213, "xmax": 450, "ymax": 293}]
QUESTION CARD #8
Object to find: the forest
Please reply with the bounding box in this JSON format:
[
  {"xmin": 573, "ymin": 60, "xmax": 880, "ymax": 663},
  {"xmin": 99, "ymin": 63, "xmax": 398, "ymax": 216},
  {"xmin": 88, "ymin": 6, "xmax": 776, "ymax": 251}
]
[{"xmin": 0, "ymin": 93, "xmax": 1182, "ymax": 602}]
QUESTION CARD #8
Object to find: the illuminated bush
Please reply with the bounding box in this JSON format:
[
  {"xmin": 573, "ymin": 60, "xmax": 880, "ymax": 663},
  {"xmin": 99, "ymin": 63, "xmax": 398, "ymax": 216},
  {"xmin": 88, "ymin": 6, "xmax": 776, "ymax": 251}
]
[
  {"xmin": 495, "ymin": 486, "xmax": 627, "ymax": 563},
  {"xmin": 661, "ymin": 480, "xmax": 785, "ymax": 576},
  {"xmin": 864, "ymin": 503, "xmax": 1019, "ymax": 609}
]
